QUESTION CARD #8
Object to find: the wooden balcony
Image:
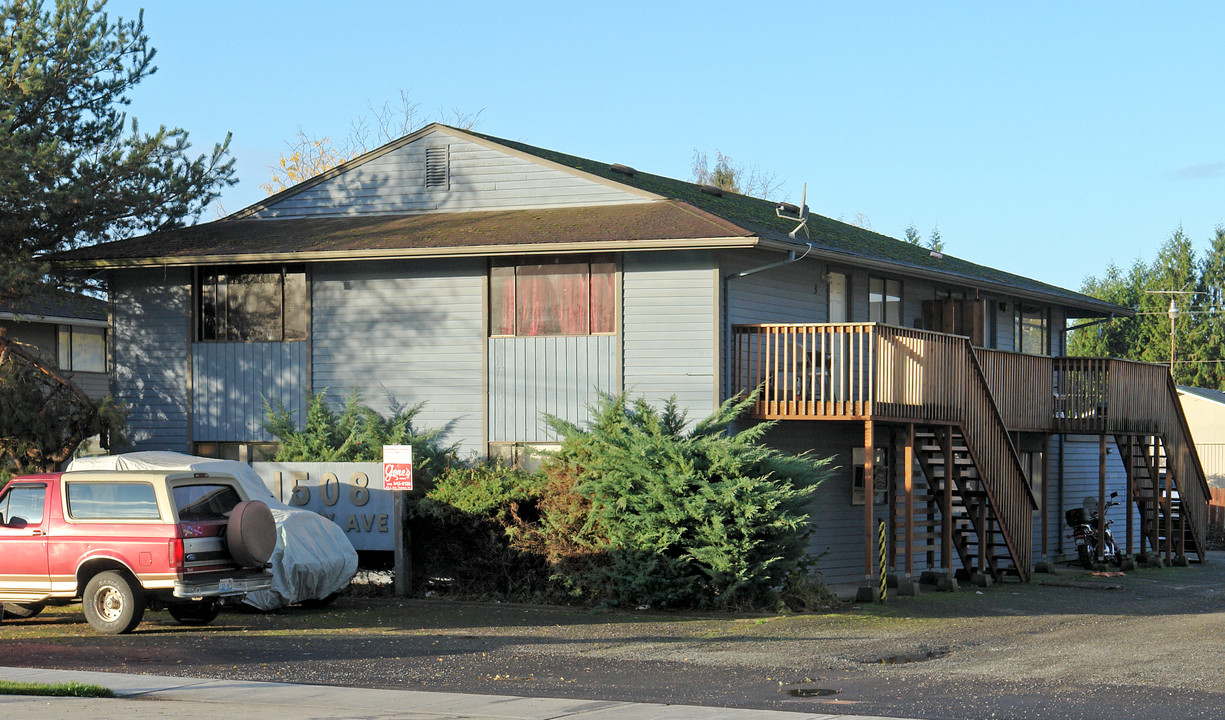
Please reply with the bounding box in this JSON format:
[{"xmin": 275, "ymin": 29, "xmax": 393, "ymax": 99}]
[{"xmin": 731, "ymin": 323, "xmax": 1210, "ymax": 570}]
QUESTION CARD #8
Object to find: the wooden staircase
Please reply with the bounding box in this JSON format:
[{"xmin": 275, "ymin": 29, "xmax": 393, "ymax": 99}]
[
  {"xmin": 906, "ymin": 427, "xmax": 1025, "ymax": 581},
  {"xmin": 1116, "ymin": 435, "xmax": 1203, "ymax": 561}
]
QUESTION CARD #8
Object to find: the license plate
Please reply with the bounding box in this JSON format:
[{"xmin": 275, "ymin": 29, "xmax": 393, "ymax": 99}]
[{"xmin": 218, "ymin": 578, "xmax": 245, "ymax": 594}]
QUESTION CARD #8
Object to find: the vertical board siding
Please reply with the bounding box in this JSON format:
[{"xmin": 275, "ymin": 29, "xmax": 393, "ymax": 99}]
[
  {"xmin": 110, "ymin": 269, "xmax": 191, "ymax": 451},
  {"xmin": 623, "ymin": 252, "xmax": 716, "ymax": 421},
  {"xmin": 487, "ymin": 336, "xmax": 617, "ymax": 442},
  {"xmin": 191, "ymin": 342, "xmax": 307, "ymax": 441},
  {"xmin": 311, "ymin": 259, "xmax": 485, "ymax": 456},
  {"xmin": 254, "ymin": 131, "xmax": 646, "ymax": 218},
  {"xmin": 1043, "ymin": 435, "xmax": 1138, "ymax": 560}
]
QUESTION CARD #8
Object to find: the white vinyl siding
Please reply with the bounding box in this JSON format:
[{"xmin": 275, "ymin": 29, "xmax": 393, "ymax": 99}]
[
  {"xmin": 622, "ymin": 251, "xmax": 717, "ymax": 421},
  {"xmin": 310, "ymin": 258, "xmax": 485, "ymax": 456},
  {"xmin": 254, "ymin": 130, "xmax": 647, "ymax": 218}
]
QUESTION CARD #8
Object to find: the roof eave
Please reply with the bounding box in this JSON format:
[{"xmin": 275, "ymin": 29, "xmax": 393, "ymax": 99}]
[
  {"xmin": 757, "ymin": 237, "xmax": 1131, "ymax": 318},
  {"xmin": 55, "ymin": 236, "xmax": 762, "ymax": 269}
]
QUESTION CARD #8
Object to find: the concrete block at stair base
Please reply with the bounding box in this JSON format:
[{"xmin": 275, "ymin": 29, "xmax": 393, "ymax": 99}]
[
  {"xmin": 1119, "ymin": 556, "xmax": 1136, "ymax": 572},
  {"xmin": 970, "ymin": 572, "xmax": 993, "ymax": 588},
  {"xmin": 855, "ymin": 586, "xmax": 878, "ymax": 603},
  {"xmin": 1145, "ymin": 555, "xmax": 1164, "ymax": 569},
  {"xmin": 896, "ymin": 579, "xmax": 919, "ymax": 597},
  {"xmin": 1034, "ymin": 560, "xmax": 1054, "ymax": 574},
  {"xmin": 919, "ymin": 570, "xmax": 947, "ymax": 585},
  {"xmin": 1173, "ymin": 554, "xmax": 1189, "ymax": 567},
  {"xmin": 936, "ymin": 576, "xmax": 959, "ymax": 592}
]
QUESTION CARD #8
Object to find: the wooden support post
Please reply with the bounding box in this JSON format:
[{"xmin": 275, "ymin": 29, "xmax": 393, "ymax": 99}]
[
  {"xmin": 888, "ymin": 427, "xmax": 898, "ymax": 572},
  {"xmin": 942, "ymin": 426, "xmax": 954, "ymax": 573},
  {"xmin": 1123, "ymin": 435, "xmax": 1134, "ymax": 556},
  {"xmin": 1146, "ymin": 436, "xmax": 1159, "ymax": 555},
  {"xmin": 1098, "ymin": 434, "xmax": 1107, "ymax": 562},
  {"xmin": 1164, "ymin": 440, "xmax": 1173, "ymax": 565},
  {"xmin": 864, "ymin": 420, "xmax": 875, "ymax": 581},
  {"xmin": 393, "ymin": 490, "xmax": 411, "ymax": 597},
  {"xmin": 905, "ymin": 423, "xmax": 915, "ymax": 579}
]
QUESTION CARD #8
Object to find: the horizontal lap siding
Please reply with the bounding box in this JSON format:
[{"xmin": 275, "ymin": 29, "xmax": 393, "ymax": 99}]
[
  {"xmin": 762, "ymin": 422, "xmax": 867, "ymax": 585},
  {"xmin": 311, "ymin": 259, "xmax": 484, "ymax": 456},
  {"xmin": 622, "ymin": 252, "xmax": 717, "ymax": 422},
  {"xmin": 254, "ymin": 132, "xmax": 645, "ymax": 218},
  {"xmin": 110, "ymin": 270, "xmax": 190, "ymax": 451},
  {"xmin": 191, "ymin": 342, "xmax": 307, "ymax": 441},
  {"xmin": 487, "ymin": 336, "xmax": 617, "ymax": 442}
]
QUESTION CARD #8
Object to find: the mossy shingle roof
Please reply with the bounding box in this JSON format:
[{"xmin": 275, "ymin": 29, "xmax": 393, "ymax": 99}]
[{"xmin": 51, "ymin": 124, "xmax": 1123, "ymax": 316}]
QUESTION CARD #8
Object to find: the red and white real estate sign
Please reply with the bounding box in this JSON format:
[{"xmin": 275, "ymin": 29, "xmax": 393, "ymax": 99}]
[{"xmin": 382, "ymin": 445, "xmax": 413, "ymax": 491}]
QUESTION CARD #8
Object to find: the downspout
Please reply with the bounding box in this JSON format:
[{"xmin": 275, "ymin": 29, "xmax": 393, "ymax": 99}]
[{"xmin": 720, "ymin": 243, "xmax": 814, "ymax": 400}]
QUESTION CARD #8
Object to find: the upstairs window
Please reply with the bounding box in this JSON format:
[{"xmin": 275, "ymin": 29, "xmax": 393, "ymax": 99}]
[
  {"xmin": 1015, "ymin": 304, "xmax": 1049, "ymax": 355},
  {"xmin": 869, "ymin": 277, "xmax": 902, "ymax": 325},
  {"xmin": 197, "ymin": 265, "xmax": 308, "ymax": 342},
  {"xmin": 490, "ymin": 255, "xmax": 615, "ymax": 336},
  {"xmin": 57, "ymin": 325, "xmax": 107, "ymax": 372}
]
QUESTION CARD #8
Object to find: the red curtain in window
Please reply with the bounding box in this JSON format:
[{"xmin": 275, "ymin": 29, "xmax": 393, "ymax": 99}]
[
  {"xmin": 590, "ymin": 262, "xmax": 615, "ymax": 333},
  {"xmin": 516, "ymin": 263, "xmax": 588, "ymax": 335}
]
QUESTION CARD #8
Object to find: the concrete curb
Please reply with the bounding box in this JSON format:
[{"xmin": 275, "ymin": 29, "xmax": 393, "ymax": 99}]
[{"xmin": 0, "ymin": 666, "xmax": 921, "ymax": 720}]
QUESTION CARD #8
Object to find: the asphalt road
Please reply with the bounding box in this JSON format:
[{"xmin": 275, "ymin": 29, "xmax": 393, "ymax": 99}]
[{"xmin": 4, "ymin": 555, "xmax": 1225, "ymax": 719}]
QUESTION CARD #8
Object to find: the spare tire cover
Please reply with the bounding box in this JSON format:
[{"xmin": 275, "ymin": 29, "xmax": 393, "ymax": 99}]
[{"xmin": 227, "ymin": 500, "xmax": 277, "ymax": 568}]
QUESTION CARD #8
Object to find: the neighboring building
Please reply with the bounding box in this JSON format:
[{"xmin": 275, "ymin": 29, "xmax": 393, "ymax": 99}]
[
  {"xmin": 52, "ymin": 124, "xmax": 1209, "ymax": 586},
  {"xmin": 1176, "ymin": 386, "xmax": 1225, "ymax": 487},
  {"xmin": 0, "ymin": 290, "xmax": 109, "ymax": 400}
]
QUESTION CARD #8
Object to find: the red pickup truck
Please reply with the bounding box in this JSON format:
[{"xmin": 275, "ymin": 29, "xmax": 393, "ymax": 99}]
[{"xmin": 0, "ymin": 469, "xmax": 276, "ymax": 634}]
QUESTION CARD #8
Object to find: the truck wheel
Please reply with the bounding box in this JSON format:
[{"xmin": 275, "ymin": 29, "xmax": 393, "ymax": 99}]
[
  {"xmin": 3, "ymin": 602, "xmax": 45, "ymax": 619},
  {"xmin": 82, "ymin": 571, "xmax": 146, "ymax": 635},
  {"xmin": 227, "ymin": 500, "xmax": 276, "ymax": 568},
  {"xmin": 168, "ymin": 599, "xmax": 221, "ymax": 626}
]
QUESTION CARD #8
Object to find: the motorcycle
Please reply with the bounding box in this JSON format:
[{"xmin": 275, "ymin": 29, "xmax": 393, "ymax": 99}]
[{"xmin": 1065, "ymin": 491, "xmax": 1121, "ymax": 569}]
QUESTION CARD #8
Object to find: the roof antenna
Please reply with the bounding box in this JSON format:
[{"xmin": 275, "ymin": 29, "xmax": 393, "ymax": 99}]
[{"xmin": 776, "ymin": 183, "xmax": 809, "ymax": 240}]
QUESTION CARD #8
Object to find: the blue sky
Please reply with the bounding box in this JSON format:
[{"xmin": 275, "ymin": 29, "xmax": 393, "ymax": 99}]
[{"xmin": 104, "ymin": 1, "xmax": 1225, "ymax": 292}]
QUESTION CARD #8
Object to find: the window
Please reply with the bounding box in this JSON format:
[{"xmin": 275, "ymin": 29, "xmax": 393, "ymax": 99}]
[
  {"xmin": 869, "ymin": 277, "xmax": 902, "ymax": 325},
  {"xmin": 66, "ymin": 482, "xmax": 161, "ymax": 520},
  {"xmin": 197, "ymin": 265, "xmax": 307, "ymax": 342},
  {"xmin": 173, "ymin": 484, "xmax": 243, "ymax": 521},
  {"xmin": 490, "ymin": 255, "xmax": 615, "ymax": 336},
  {"xmin": 851, "ymin": 447, "xmax": 889, "ymax": 506},
  {"xmin": 193, "ymin": 442, "xmax": 279, "ymax": 463},
  {"xmin": 1014, "ymin": 304, "xmax": 1049, "ymax": 355},
  {"xmin": 1, "ymin": 485, "xmax": 45, "ymax": 526},
  {"xmin": 57, "ymin": 325, "xmax": 106, "ymax": 372}
]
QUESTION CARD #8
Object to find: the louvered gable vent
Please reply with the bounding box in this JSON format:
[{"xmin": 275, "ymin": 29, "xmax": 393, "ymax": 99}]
[{"xmin": 425, "ymin": 146, "xmax": 449, "ymax": 190}]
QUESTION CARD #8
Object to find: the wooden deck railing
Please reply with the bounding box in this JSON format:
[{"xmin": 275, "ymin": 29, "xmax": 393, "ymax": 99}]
[
  {"xmin": 973, "ymin": 350, "xmax": 1054, "ymax": 432},
  {"xmin": 731, "ymin": 324, "xmax": 875, "ymax": 419}
]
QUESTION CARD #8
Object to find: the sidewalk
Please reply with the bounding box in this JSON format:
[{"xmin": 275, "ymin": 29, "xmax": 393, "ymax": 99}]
[{"xmin": 0, "ymin": 666, "xmax": 919, "ymax": 720}]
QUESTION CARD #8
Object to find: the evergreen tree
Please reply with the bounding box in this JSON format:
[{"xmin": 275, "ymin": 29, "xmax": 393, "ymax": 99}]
[{"xmin": 0, "ymin": 0, "xmax": 236, "ymax": 303}]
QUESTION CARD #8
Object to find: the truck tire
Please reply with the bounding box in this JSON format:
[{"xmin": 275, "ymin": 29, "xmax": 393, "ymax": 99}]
[
  {"xmin": 227, "ymin": 500, "xmax": 276, "ymax": 568},
  {"xmin": 2, "ymin": 602, "xmax": 44, "ymax": 619},
  {"xmin": 168, "ymin": 599, "xmax": 221, "ymax": 626},
  {"xmin": 82, "ymin": 570, "xmax": 146, "ymax": 635}
]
